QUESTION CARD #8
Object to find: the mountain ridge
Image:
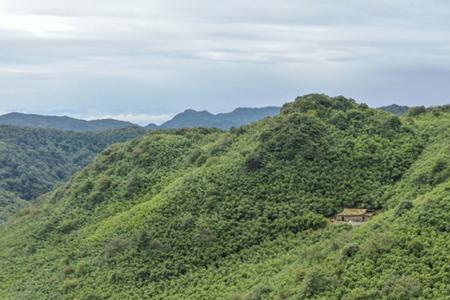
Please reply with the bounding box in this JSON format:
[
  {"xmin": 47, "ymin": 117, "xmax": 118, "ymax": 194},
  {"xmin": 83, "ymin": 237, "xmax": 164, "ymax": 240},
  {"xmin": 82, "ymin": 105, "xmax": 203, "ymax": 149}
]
[
  {"xmin": 0, "ymin": 112, "xmax": 136, "ymax": 132},
  {"xmin": 0, "ymin": 107, "xmax": 282, "ymax": 132},
  {"xmin": 153, "ymin": 106, "xmax": 281, "ymax": 130}
]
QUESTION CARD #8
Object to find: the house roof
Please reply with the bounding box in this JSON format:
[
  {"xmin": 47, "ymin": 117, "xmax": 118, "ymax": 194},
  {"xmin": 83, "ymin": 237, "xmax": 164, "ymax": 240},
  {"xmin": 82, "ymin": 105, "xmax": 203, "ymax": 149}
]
[{"xmin": 335, "ymin": 208, "xmax": 368, "ymax": 216}]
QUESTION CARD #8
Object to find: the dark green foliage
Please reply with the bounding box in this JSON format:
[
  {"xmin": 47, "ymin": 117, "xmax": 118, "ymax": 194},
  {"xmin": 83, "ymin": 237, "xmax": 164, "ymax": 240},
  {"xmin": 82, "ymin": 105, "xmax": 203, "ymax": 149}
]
[
  {"xmin": 381, "ymin": 275, "xmax": 422, "ymax": 299},
  {"xmin": 379, "ymin": 104, "xmax": 410, "ymax": 116},
  {"xmin": 0, "ymin": 190, "xmax": 27, "ymax": 223},
  {"xmin": 395, "ymin": 200, "xmax": 413, "ymax": 216},
  {"xmin": 0, "ymin": 125, "xmax": 144, "ymax": 222},
  {"xmin": 299, "ymin": 267, "xmax": 332, "ymax": 298},
  {"xmin": 408, "ymin": 106, "xmax": 427, "ymax": 116},
  {"xmin": 342, "ymin": 243, "xmax": 359, "ymax": 258},
  {"xmin": 244, "ymin": 152, "xmax": 264, "ymax": 170}
]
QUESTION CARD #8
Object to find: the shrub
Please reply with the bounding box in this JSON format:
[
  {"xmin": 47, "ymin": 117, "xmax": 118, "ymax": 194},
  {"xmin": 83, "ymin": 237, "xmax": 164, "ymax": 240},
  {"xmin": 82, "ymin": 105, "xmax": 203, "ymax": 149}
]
[
  {"xmin": 299, "ymin": 267, "xmax": 330, "ymax": 298},
  {"xmin": 76, "ymin": 261, "xmax": 89, "ymax": 276},
  {"xmin": 188, "ymin": 149, "xmax": 203, "ymax": 164},
  {"xmin": 58, "ymin": 219, "xmax": 79, "ymax": 234},
  {"xmin": 61, "ymin": 279, "xmax": 79, "ymax": 293},
  {"xmin": 407, "ymin": 240, "xmax": 424, "ymax": 257},
  {"xmin": 88, "ymin": 191, "xmax": 104, "ymax": 205},
  {"xmin": 105, "ymin": 238, "xmax": 128, "ymax": 258},
  {"xmin": 342, "ymin": 243, "xmax": 359, "ymax": 259},
  {"xmin": 245, "ymin": 152, "xmax": 264, "ymax": 170},
  {"xmin": 195, "ymin": 154, "xmax": 208, "ymax": 167},
  {"xmin": 294, "ymin": 267, "xmax": 308, "ymax": 282},
  {"xmin": 82, "ymin": 294, "xmax": 102, "ymax": 300},
  {"xmin": 63, "ymin": 266, "xmax": 75, "ymax": 276},
  {"xmin": 96, "ymin": 175, "xmax": 111, "ymax": 192},
  {"xmin": 133, "ymin": 230, "xmax": 150, "ymax": 251},
  {"xmin": 381, "ymin": 275, "xmax": 422, "ymax": 299},
  {"xmin": 408, "ymin": 106, "xmax": 426, "ymax": 116},
  {"xmin": 246, "ymin": 284, "xmax": 273, "ymax": 300},
  {"xmin": 395, "ymin": 201, "xmax": 413, "ymax": 217}
]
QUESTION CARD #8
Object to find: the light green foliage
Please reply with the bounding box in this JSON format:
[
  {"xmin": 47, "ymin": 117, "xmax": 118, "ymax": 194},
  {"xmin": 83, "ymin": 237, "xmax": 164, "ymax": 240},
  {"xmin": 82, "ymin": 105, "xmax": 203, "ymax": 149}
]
[{"xmin": 1, "ymin": 94, "xmax": 450, "ymax": 299}]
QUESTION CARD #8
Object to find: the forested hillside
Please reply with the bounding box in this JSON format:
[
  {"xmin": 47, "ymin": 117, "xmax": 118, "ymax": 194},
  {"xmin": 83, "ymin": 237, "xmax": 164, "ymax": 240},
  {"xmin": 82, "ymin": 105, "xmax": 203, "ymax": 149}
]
[
  {"xmin": 0, "ymin": 112, "xmax": 135, "ymax": 132},
  {"xmin": 0, "ymin": 95, "xmax": 449, "ymax": 299},
  {"xmin": 0, "ymin": 125, "xmax": 145, "ymax": 223},
  {"xmin": 378, "ymin": 104, "xmax": 410, "ymax": 116}
]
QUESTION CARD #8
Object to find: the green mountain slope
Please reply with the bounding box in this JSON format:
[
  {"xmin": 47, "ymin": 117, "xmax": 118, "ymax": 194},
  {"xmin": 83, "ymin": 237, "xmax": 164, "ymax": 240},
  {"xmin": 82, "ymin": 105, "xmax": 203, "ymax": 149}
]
[
  {"xmin": 0, "ymin": 190, "xmax": 27, "ymax": 224},
  {"xmin": 0, "ymin": 125, "xmax": 145, "ymax": 223},
  {"xmin": 0, "ymin": 112, "xmax": 136, "ymax": 132},
  {"xmin": 0, "ymin": 95, "xmax": 445, "ymax": 299},
  {"xmin": 378, "ymin": 104, "xmax": 410, "ymax": 116}
]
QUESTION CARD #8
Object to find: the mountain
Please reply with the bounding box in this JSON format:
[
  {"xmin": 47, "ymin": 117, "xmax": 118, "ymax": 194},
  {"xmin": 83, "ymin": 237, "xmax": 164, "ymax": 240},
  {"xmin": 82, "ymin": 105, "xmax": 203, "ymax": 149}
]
[
  {"xmin": 3, "ymin": 94, "xmax": 448, "ymax": 299},
  {"xmin": 0, "ymin": 107, "xmax": 281, "ymax": 132},
  {"xmin": 0, "ymin": 125, "xmax": 146, "ymax": 223},
  {"xmin": 144, "ymin": 123, "xmax": 159, "ymax": 131},
  {"xmin": 0, "ymin": 112, "xmax": 136, "ymax": 132},
  {"xmin": 379, "ymin": 104, "xmax": 410, "ymax": 115},
  {"xmin": 147, "ymin": 106, "xmax": 281, "ymax": 130}
]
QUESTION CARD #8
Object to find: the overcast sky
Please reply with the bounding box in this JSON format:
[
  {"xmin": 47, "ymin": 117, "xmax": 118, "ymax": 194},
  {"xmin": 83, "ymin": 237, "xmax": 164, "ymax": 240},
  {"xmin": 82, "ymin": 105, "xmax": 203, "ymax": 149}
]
[{"xmin": 0, "ymin": 0, "xmax": 450, "ymax": 124}]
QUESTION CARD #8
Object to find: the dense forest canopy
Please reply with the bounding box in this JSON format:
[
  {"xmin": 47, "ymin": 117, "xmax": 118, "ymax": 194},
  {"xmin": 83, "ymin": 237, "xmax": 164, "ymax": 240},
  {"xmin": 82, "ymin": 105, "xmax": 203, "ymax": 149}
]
[
  {"xmin": 0, "ymin": 125, "xmax": 145, "ymax": 223},
  {"xmin": 0, "ymin": 94, "xmax": 450, "ymax": 299}
]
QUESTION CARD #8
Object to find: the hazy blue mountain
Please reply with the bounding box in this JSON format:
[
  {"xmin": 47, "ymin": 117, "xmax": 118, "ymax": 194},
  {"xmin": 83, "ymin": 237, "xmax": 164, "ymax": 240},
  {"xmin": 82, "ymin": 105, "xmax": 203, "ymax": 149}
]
[
  {"xmin": 151, "ymin": 106, "xmax": 281, "ymax": 130},
  {"xmin": 0, "ymin": 112, "xmax": 136, "ymax": 132},
  {"xmin": 378, "ymin": 104, "xmax": 410, "ymax": 115}
]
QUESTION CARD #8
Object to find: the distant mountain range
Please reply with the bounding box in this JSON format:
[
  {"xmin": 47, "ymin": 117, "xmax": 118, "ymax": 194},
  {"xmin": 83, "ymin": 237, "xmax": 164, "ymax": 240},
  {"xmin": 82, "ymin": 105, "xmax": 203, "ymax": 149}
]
[
  {"xmin": 0, "ymin": 107, "xmax": 282, "ymax": 132},
  {"xmin": 0, "ymin": 112, "xmax": 135, "ymax": 132},
  {"xmin": 148, "ymin": 106, "xmax": 281, "ymax": 130}
]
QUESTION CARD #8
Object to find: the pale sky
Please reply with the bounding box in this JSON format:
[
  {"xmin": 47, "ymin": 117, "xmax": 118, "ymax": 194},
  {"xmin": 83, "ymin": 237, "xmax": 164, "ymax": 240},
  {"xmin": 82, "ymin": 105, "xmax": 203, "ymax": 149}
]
[{"xmin": 0, "ymin": 0, "xmax": 450, "ymax": 124}]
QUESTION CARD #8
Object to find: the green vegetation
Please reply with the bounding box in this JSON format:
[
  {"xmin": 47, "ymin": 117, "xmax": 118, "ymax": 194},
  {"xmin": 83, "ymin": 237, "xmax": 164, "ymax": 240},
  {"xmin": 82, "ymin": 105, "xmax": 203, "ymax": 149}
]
[
  {"xmin": 0, "ymin": 190, "xmax": 27, "ymax": 224},
  {"xmin": 378, "ymin": 104, "xmax": 410, "ymax": 116},
  {"xmin": 0, "ymin": 125, "xmax": 145, "ymax": 222},
  {"xmin": 1, "ymin": 94, "xmax": 450, "ymax": 299},
  {"xmin": 0, "ymin": 112, "xmax": 136, "ymax": 132}
]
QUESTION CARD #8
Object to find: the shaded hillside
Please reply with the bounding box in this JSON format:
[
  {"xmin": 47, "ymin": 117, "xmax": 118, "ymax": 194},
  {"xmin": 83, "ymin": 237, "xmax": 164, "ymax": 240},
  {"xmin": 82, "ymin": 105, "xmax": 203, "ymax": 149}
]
[
  {"xmin": 379, "ymin": 104, "xmax": 410, "ymax": 115},
  {"xmin": 0, "ymin": 94, "xmax": 429, "ymax": 299},
  {"xmin": 0, "ymin": 190, "xmax": 27, "ymax": 224},
  {"xmin": 0, "ymin": 125, "xmax": 145, "ymax": 223},
  {"xmin": 148, "ymin": 106, "xmax": 281, "ymax": 130},
  {"xmin": 0, "ymin": 112, "xmax": 136, "ymax": 132}
]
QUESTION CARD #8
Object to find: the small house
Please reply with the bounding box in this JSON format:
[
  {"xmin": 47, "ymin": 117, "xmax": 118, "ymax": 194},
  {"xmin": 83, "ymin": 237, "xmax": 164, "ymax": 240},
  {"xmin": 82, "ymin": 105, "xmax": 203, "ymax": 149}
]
[{"xmin": 334, "ymin": 208, "xmax": 373, "ymax": 223}]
